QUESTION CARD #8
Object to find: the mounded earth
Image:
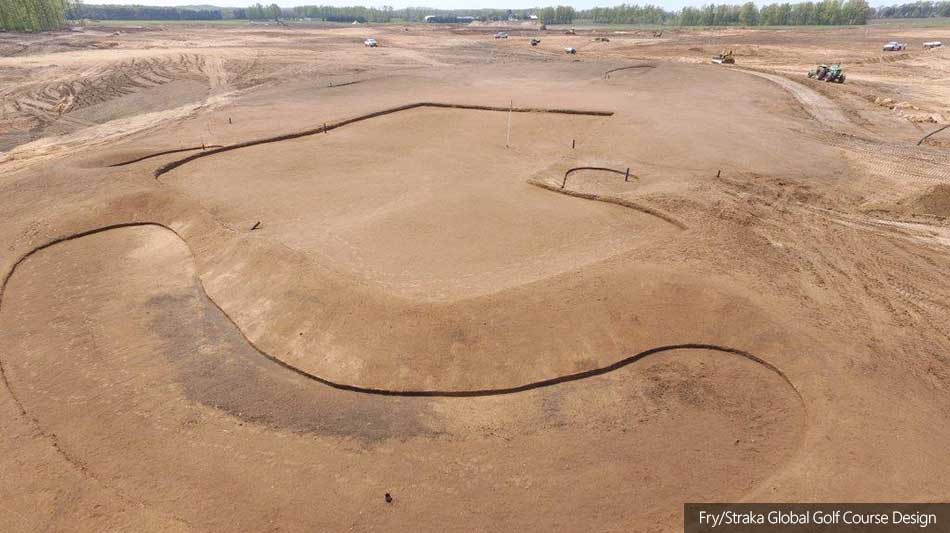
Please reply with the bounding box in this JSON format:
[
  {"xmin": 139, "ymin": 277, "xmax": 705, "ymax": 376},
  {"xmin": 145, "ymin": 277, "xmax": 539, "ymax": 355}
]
[{"xmin": 1, "ymin": 22, "xmax": 949, "ymax": 531}]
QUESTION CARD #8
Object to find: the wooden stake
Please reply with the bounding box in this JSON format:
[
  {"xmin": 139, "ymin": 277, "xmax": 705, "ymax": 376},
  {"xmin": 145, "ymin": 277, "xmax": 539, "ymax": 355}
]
[
  {"xmin": 506, "ymin": 99, "xmax": 512, "ymax": 148},
  {"xmin": 625, "ymin": 167, "xmax": 630, "ymax": 182}
]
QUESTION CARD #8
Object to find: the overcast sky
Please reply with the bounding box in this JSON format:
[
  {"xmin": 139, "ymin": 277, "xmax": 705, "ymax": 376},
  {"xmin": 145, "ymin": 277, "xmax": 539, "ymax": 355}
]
[
  {"xmin": 96, "ymin": 0, "xmax": 692, "ymax": 7},
  {"xmin": 100, "ymin": 0, "xmax": 895, "ymax": 12}
]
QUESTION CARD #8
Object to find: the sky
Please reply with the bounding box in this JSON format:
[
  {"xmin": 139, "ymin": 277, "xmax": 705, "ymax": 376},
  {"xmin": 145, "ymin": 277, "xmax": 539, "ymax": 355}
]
[
  {"xmin": 96, "ymin": 0, "xmax": 896, "ymax": 12},
  {"xmin": 92, "ymin": 0, "xmax": 694, "ymax": 8}
]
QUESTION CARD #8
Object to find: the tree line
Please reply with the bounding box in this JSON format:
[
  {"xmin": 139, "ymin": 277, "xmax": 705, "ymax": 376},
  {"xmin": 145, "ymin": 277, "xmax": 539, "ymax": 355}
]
[
  {"xmin": 681, "ymin": 0, "xmax": 873, "ymax": 25},
  {"xmin": 291, "ymin": 5, "xmax": 394, "ymax": 23},
  {"xmin": 535, "ymin": 6, "xmax": 576, "ymax": 24},
  {"xmin": 244, "ymin": 3, "xmax": 280, "ymax": 20},
  {"xmin": 6, "ymin": 0, "xmax": 949, "ymax": 32},
  {"xmin": 875, "ymin": 1, "xmax": 950, "ymax": 18},
  {"xmin": 0, "ymin": 0, "xmax": 70, "ymax": 31},
  {"xmin": 291, "ymin": 7, "xmax": 574, "ymax": 24},
  {"xmin": 580, "ymin": 0, "xmax": 874, "ymax": 26},
  {"xmin": 68, "ymin": 4, "xmax": 223, "ymax": 21}
]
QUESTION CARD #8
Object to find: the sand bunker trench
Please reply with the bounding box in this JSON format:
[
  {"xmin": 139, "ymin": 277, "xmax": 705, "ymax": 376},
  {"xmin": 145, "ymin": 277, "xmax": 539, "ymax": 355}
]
[
  {"xmin": 918, "ymin": 124, "xmax": 950, "ymax": 146},
  {"xmin": 561, "ymin": 166, "xmax": 638, "ymax": 189},
  {"xmin": 106, "ymin": 144, "xmax": 224, "ymax": 167},
  {"xmin": 153, "ymin": 102, "xmax": 615, "ymax": 178},
  {"xmin": 603, "ymin": 64, "xmax": 657, "ymax": 79},
  {"xmin": 529, "ymin": 177, "xmax": 688, "ymax": 230},
  {"xmin": 326, "ymin": 79, "xmax": 367, "ymax": 89},
  {"xmin": 155, "ymin": 105, "xmax": 667, "ymax": 301},
  {"xmin": 0, "ymin": 221, "xmax": 807, "ymax": 528},
  {"xmin": 0, "ymin": 221, "xmax": 800, "ymax": 402}
]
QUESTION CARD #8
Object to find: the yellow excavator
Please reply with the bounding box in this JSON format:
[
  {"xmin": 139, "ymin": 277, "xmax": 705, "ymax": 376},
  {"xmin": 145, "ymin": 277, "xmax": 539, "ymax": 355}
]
[{"xmin": 711, "ymin": 49, "xmax": 735, "ymax": 65}]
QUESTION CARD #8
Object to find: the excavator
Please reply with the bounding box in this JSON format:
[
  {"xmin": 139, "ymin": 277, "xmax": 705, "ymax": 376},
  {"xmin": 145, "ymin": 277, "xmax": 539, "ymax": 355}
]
[{"xmin": 711, "ymin": 50, "xmax": 735, "ymax": 64}]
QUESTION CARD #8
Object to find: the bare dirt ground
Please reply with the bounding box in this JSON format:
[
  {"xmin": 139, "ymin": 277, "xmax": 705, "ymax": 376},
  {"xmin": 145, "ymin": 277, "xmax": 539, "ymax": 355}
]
[{"xmin": 1, "ymin": 21, "xmax": 949, "ymax": 531}]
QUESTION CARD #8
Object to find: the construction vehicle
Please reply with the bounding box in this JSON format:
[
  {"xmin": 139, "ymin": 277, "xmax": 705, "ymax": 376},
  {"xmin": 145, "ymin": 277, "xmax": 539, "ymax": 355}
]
[
  {"xmin": 530, "ymin": 38, "xmax": 540, "ymax": 46},
  {"xmin": 883, "ymin": 41, "xmax": 907, "ymax": 51},
  {"xmin": 824, "ymin": 64, "xmax": 846, "ymax": 83},
  {"xmin": 807, "ymin": 64, "xmax": 845, "ymax": 83},
  {"xmin": 711, "ymin": 50, "xmax": 735, "ymax": 64},
  {"xmin": 565, "ymin": 27, "xmax": 576, "ymax": 35}
]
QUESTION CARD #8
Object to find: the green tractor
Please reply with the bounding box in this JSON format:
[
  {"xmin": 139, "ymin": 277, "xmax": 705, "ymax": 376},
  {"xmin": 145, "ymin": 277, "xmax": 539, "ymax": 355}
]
[{"xmin": 808, "ymin": 64, "xmax": 845, "ymax": 83}]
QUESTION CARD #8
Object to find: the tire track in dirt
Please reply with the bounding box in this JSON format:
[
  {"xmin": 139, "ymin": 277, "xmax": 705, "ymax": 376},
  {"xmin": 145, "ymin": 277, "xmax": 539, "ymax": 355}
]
[
  {"xmin": 200, "ymin": 54, "xmax": 229, "ymax": 92},
  {"xmin": 734, "ymin": 68, "xmax": 867, "ymax": 137},
  {"xmin": 1, "ymin": 53, "xmax": 218, "ymax": 140},
  {"xmin": 729, "ymin": 69, "xmax": 950, "ymax": 209}
]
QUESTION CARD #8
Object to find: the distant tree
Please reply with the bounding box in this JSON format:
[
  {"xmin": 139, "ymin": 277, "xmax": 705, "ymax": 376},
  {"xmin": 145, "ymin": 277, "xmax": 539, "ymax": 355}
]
[
  {"xmin": 247, "ymin": 3, "xmax": 265, "ymax": 19},
  {"xmin": 0, "ymin": 0, "xmax": 69, "ymax": 31},
  {"xmin": 739, "ymin": 1, "xmax": 759, "ymax": 24},
  {"xmin": 842, "ymin": 0, "xmax": 871, "ymax": 23},
  {"xmin": 537, "ymin": 5, "xmax": 573, "ymax": 24},
  {"xmin": 875, "ymin": 0, "xmax": 949, "ymax": 17},
  {"xmin": 65, "ymin": 0, "xmax": 83, "ymax": 21}
]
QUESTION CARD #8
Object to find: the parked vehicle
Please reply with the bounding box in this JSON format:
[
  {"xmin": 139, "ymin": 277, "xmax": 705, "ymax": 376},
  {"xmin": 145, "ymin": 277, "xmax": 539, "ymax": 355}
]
[
  {"xmin": 565, "ymin": 47, "xmax": 577, "ymax": 54},
  {"xmin": 530, "ymin": 38, "xmax": 541, "ymax": 46},
  {"xmin": 883, "ymin": 41, "xmax": 907, "ymax": 52},
  {"xmin": 494, "ymin": 32, "xmax": 508, "ymax": 39},
  {"xmin": 363, "ymin": 38, "xmax": 377, "ymax": 47},
  {"xmin": 923, "ymin": 41, "xmax": 943, "ymax": 49}
]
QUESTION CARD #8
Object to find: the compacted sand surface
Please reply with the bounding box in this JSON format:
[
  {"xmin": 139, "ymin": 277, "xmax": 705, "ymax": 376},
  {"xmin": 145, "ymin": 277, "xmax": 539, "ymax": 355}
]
[{"xmin": 1, "ymin": 21, "xmax": 949, "ymax": 531}]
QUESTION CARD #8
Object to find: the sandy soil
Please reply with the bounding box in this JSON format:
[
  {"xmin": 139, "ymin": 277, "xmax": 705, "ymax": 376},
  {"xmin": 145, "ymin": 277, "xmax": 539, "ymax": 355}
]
[{"xmin": 1, "ymin": 21, "xmax": 949, "ymax": 531}]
